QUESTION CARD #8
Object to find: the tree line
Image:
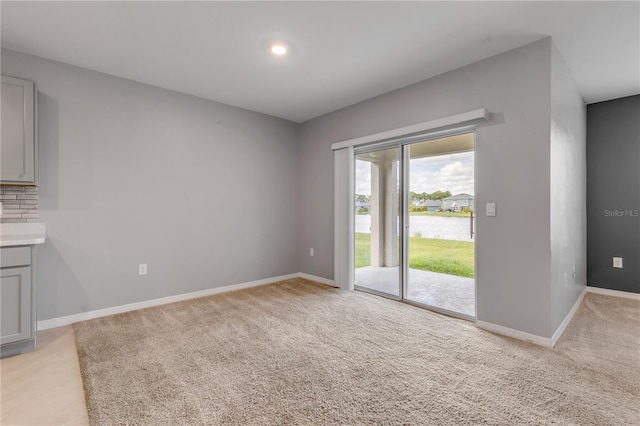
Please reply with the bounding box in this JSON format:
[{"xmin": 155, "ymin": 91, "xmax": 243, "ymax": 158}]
[{"xmin": 355, "ymin": 190, "xmax": 452, "ymax": 204}]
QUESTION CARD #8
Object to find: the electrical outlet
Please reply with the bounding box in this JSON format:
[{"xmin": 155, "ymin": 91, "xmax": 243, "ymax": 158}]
[
  {"xmin": 310, "ymin": 248, "xmax": 314, "ymax": 257},
  {"xmin": 138, "ymin": 263, "xmax": 148, "ymax": 275},
  {"xmin": 564, "ymin": 272, "xmax": 568, "ymax": 287},
  {"xmin": 613, "ymin": 257, "xmax": 623, "ymax": 268}
]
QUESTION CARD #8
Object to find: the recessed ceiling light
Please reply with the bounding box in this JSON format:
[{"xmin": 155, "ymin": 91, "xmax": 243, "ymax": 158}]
[{"xmin": 269, "ymin": 42, "xmax": 288, "ymax": 57}]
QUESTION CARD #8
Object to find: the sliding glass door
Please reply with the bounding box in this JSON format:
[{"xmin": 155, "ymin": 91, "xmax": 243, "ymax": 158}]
[
  {"xmin": 404, "ymin": 136, "xmax": 475, "ymax": 317},
  {"xmin": 354, "ymin": 132, "xmax": 475, "ymax": 319}
]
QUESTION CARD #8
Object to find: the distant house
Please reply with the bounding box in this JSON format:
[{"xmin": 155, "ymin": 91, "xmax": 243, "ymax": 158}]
[
  {"xmin": 443, "ymin": 193, "xmax": 474, "ymax": 212},
  {"xmin": 425, "ymin": 200, "xmax": 442, "ymax": 212}
]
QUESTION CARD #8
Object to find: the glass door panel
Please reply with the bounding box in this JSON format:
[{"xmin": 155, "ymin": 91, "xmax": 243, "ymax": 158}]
[
  {"xmin": 354, "ymin": 146, "xmax": 401, "ymax": 298},
  {"xmin": 405, "ymin": 137, "xmax": 475, "ymax": 317}
]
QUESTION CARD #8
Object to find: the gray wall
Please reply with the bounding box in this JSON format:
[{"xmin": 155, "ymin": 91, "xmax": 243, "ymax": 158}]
[
  {"xmin": 1, "ymin": 49, "xmax": 300, "ymax": 321},
  {"xmin": 299, "ymin": 39, "xmax": 556, "ymax": 337},
  {"xmin": 549, "ymin": 44, "xmax": 587, "ymax": 332},
  {"xmin": 587, "ymin": 95, "xmax": 640, "ymax": 293},
  {"xmin": 1, "ymin": 38, "xmax": 593, "ymax": 339}
]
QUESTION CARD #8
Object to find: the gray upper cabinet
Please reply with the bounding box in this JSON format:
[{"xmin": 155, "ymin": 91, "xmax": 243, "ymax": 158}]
[{"xmin": 1, "ymin": 75, "xmax": 36, "ymax": 184}]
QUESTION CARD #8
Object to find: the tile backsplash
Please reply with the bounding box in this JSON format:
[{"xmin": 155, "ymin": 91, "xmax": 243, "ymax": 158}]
[{"xmin": 0, "ymin": 186, "xmax": 39, "ymax": 223}]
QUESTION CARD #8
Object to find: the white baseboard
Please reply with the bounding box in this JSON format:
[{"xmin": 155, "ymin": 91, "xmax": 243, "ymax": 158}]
[
  {"xmin": 551, "ymin": 287, "xmax": 587, "ymax": 347},
  {"xmin": 301, "ymin": 277, "xmax": 633, "ymax": 346},
  {"xmin": 587, "ymin": 285, "xmax": 640, "ymax": 300},
  {"xmin": 37, "ymin": 272, "xmax": 300, "ymax": 331},
  {"xmin": 477, "ymin": 288, "xmax": 588, "ymax": 348},
  {"xmin": 475, "ymin": 320, "xmax": 553, "ymax": 348},
  {"xmin": 298, "ymin": 272, "xmax": 337, "ymax": 287}
]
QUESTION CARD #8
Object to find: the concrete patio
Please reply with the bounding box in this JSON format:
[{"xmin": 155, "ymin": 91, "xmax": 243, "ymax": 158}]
[{"xmin": 355, "ymin": 266, "xmax": 475, "ymax": 317}]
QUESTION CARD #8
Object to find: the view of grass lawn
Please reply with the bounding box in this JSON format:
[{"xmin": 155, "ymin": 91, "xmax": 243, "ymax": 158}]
[{"xmin": 355, "ymin": 232, "xmax": 474, "ymax": 278}]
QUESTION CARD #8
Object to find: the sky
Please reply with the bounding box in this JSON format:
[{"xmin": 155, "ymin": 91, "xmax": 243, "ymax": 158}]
[{"xmin": 355, "ymin": 151, "xmax": 474, "ymax": 196}]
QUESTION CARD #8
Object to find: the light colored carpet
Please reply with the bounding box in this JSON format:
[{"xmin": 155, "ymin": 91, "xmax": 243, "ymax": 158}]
[{"xmin": 74, "ymin": 279, "xmax": 640, "ymax": 425}]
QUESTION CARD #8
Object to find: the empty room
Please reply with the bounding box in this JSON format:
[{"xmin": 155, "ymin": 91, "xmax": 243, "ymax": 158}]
[{"xmin": 1, "ymin": 2, "xmax": 638, "ymax": 425}]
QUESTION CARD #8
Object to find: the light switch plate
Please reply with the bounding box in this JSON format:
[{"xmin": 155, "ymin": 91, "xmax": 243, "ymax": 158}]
[
  {"xmin": 486, "ymin": 202, "xmax": 496, "ymax": 217},
  {"xmin": 613, "ymin": 257, "xmax": 623, "ymax": 268},
  {"xmin": 139, "ymin": 263, "xmax": 148, "ymax": 275}
]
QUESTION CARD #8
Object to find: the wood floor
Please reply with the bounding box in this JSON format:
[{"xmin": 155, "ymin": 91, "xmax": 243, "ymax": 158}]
[{"xmin": 0, "ymin": 325, "xmax": 89, "ymax": 426}]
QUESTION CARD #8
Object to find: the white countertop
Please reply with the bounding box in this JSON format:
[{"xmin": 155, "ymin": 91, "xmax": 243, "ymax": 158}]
[{"xmin": 0, "ymin": 223, "xmax": 47, "ymax": 247}]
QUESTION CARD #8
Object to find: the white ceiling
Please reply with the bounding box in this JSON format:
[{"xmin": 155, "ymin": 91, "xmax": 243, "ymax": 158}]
[{"xmin": 2, "ymin": 1, "xmax": 638, "ymax": 123}]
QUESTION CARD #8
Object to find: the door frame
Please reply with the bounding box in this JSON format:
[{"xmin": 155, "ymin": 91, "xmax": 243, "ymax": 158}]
[{"xmin": 352, "ymin": 126, "xmax": 477, "ymax": 321}]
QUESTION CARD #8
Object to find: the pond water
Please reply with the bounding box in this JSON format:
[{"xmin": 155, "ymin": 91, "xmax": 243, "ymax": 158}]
[{"xmin": 355, "ymin": 214, "xmax": 474, "ymax": 242}]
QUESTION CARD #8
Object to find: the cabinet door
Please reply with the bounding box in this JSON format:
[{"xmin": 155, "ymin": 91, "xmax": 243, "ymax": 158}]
[
  {"xmin": 1, "ymin": 266, "xmax": 31, "ymax": 345},
  {"xmin": 1, "ymin": 76, "xmax": 35, "ymax": 183}
]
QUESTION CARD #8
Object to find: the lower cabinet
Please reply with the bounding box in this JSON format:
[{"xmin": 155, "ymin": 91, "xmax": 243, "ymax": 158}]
[{"xmin": 0, "ymin": 246, "xmax": 36, "ymax": 357}]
